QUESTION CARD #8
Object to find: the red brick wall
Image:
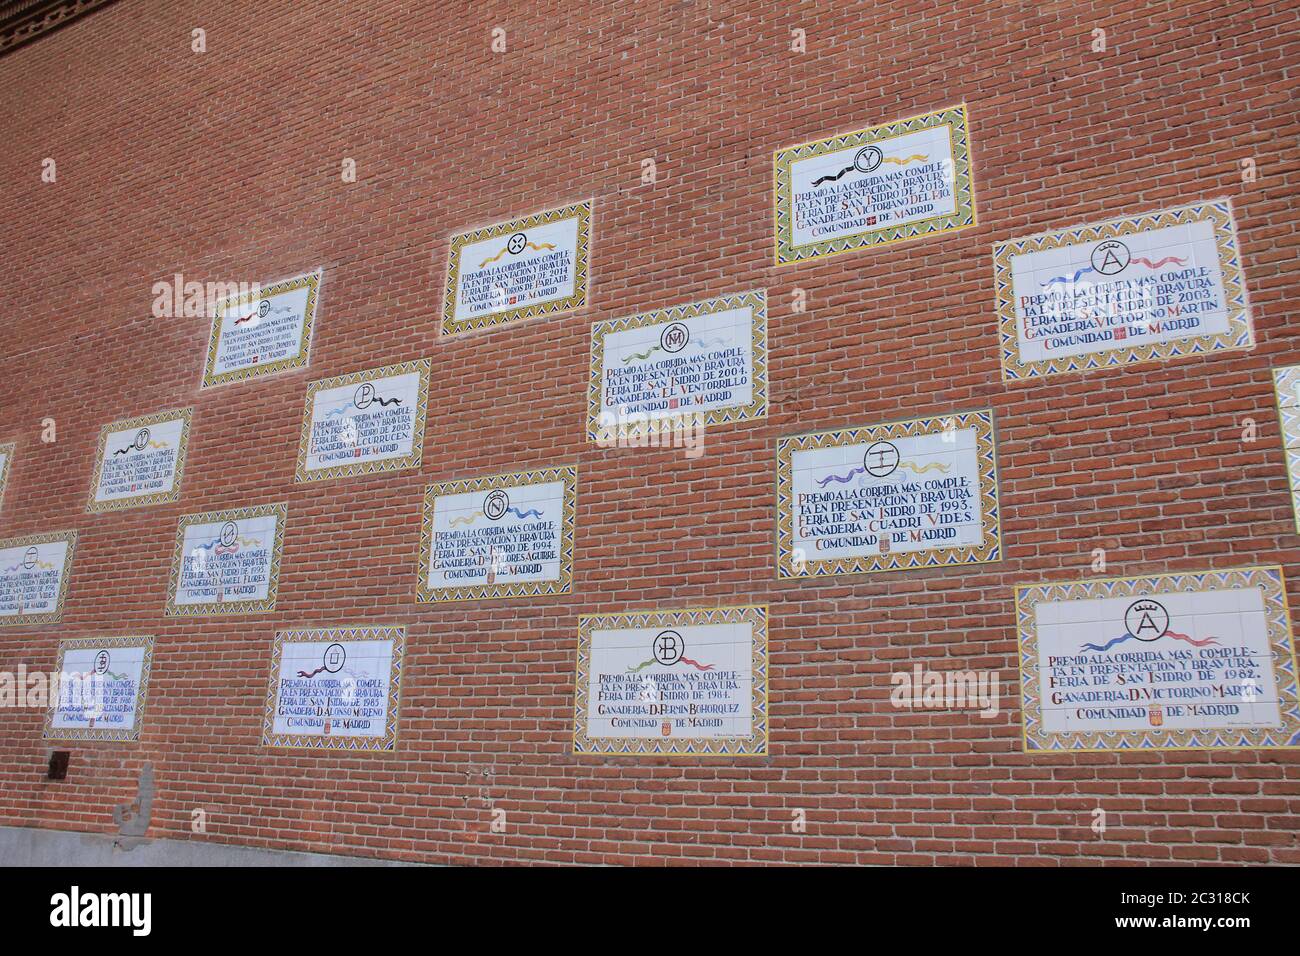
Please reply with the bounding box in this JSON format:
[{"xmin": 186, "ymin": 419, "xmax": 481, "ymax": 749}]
[{"xmin": 0, "ymin": 0, "xmax": 1297, "ymax": 865}]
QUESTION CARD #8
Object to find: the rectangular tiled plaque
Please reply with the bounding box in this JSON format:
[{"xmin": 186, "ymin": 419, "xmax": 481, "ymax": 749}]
[
  {"xmin": 295, "ymin": 360, "xmax": 430, "ymax": 482},
  {"xmin": 418, "ymin": 466, "xmax": 576, "ymax": 602},
  {"xmin": 263, "ymin": 626, "xmax": 405, "ymax": 750},
  {"xmin": 776, "ymin": 410, "xmax": 1000, "ymax": 577},
  {"xmin": 0, "ymin": 531, "xmax": 76, "ymax": 626},
  {"xmin": 202, "ymin": 270, "xmax": 321, "ymax": 387},
  {"xmin": 1272, "ymin": 364, "xmax": 1300, "ymax": 533},
  {"xmin": 774, "ymin": 104, "xmax": 975, "ymax": 264},
  {"xmin": 88, "ymin": 408, "xmax": 192, "ymax": 511},
  {"xmin": 0, "ymin": 441, "xmax": 12, "ymax": 517},
  {"xmin": 588, "ymin": 290, "xmax": 767, "ymax": 439},
  {"xmin": 45, "ymin": 636, "xmax": 154, "ymax": 742},
  {"xmin": 994, "ymin": 200, "xmax": 1251, "ymax": 379},
  {"xmin": 442, "ymin": 201, "xmax": 590, "ymax": 335},
  {"xmin": 165, "ymin": 503, "xmax": 286, "ymax": 616},
  {"xmin": 1016, "ymin": 566, "xmax": 1300, "ymax": 752},
  {"xmin": 573, "ymin": 606, "xmax": 768, "ymax": 756}
]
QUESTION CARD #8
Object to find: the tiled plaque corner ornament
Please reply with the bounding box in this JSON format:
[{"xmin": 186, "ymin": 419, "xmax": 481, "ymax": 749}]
[
  {"xmin": 202, "ymin": 269, "xmax": 322, "ymax": 388},
  {"xmin": 418, "ymin": 465, "xmax": 577, "ymax": 602},
  {"xmin": 588, "ymin": 290, "xmax": 768, "ymax": 440},
  {"xmin": 573, "ymin": 605, "xmax": 768, "ymax": 756},
  {"xmin": 263, "ymin": 626, "xmax": 405, "ymax": 750},
  {"xmin": 995, "ymin": 199, "xmax": 1252, "ymax": 380},
  {"xmin": 0, "ymin": 441, "xmax": 13, "ymax": 516},
  {"xmin": 0, "ymin": 530, "xmax": 76, "ymax": 626},
  {"xmin": 1271, "ymin": 363, "xmax": 1300, "ymax": 533},
  {"xmin": 776, "ymin": 409, "xmax": 1000, "ymax": 578},
  {"xmin": 165, "ymin": 503, "xmax": 287, "ymax": 616},
  {"xmin": 87, "ymin": 407, "xmax": 193, "ymax": 512},
  {"xmin": 295, "ymin": 359, "xmax": 430, "ymax": 481},
  {"xmin": 442, "ymin": 200, "xmax": 591, "ymax": 335},
  {"xmin": 1016, "ymin": 566, "xmax": 1300, "ymax": 753},
  {"xmin": 45, "ymin": 636, "xmax": 155, "ymax": 742},
  {"xmin": 774, "ymin": 103, "xmax": 976, "ymax": 265}
]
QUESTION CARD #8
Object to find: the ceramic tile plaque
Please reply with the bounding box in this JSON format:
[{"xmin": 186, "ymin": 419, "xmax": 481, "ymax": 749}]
[
  {"xmin": 263, "ymin": 626, "xmax": 405, "ymax": 751},
  {"xmin": 45, "ymin": 636, "xmax": 154, "ymax": 742},
  {"xmin": 1016, "ymin": 566, "xmax": 1300, "ymax": 752},
  {"xmin": 0, "ymin": 442, "xmax": 13, "ymax": 517},
  {"xmin": 776, "ymin": 410, "xmax": 1000, "ymax": 578},
  {"xmin": 442, "ymin": 201, "xmax": 591, "ymax": 335},
  {"xmin": 87, "ymin": 408, "xmax": 192, "ymax": 511},
  {"xmin": 202, "ymin": 270, "xmax": 321, "ymax": 387},
  {"xmin": 1271, "ymin": 364, "xmax": 1300, "ymax": 533},
  {"xmin": 774, "ymin": 104, "xmax": 975, "ymax": 264},
  {"xmin": 994, "ymin": 200, "xmax": 1251, "ymax": 379},
  {"xmin": 588, "ymin": 290, "xmax": 767, "ymax": 439},
  {"xmin": 165, "ymin": 503, "xmax": 286, "ymax": 616},
  {"xmin": 418, "ymin": 465, "xmax": 576, "ymax": 602},
  {"xmin": 295, "ymin": 359, "xmax": 430, "ymax": 481},
  {"xmin": 0, "ymin": 531, "xmax": 76, "ymax": 626},
  {"xmin": 573, "ymin": 605, "xmax": 768, "ymax": 756}
]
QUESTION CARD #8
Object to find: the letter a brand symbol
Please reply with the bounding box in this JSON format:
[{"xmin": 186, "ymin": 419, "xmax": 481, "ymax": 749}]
[{"xmin": 1124, "ymin": 600, "xmax": 1170, "ymax": 642}]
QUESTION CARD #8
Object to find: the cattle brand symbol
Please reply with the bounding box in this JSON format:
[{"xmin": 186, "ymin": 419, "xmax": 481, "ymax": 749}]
[
  {"xmin": 652, "ymin": 629, "xmax": 684, "ymax": 666},
  {"xmin": 483, "ymin": 489, "xmax": 510, "ymax": 521},
  {"xmin": 660, "ymin": 322, "xmax": 689, "ymax": 353},
  {"xmin": 219, "ymin": 522, "xmax": 238, "ymax": 549},
  {"xmin": 1091, "ymin": 239, "xmax": 1131, "ymax": 276},
  {"xmin": 853, "ymin": 145, "xmax": 884, "ymax": 174},
  {"xmin": 1124, "ymin": 599, "xmax": 1170, "ymax": 641},
  {"xmin": 22, "ymin": 547, "xmax": 38, "ymax": 570},
  {"xmin": 94, "ymin": 650, "xmax": 110, "ymax": 675},
  {"xmin": 507, "ymin": 232, "xmax": 528, "ymax": 255},
  {"xmin": 354, "ymin": 383, "xmax": 376, "ymax": 410},
  {"xmin": 134, "ymin": 428, "xmax": 150, "ymax": 451},
  {"xmin": 324, "ymin": 643, "xmax": 346, "ymax": 673},
  {"xmin": 864, "ymin": 440, "xmax": 900, "ymax": 478}
]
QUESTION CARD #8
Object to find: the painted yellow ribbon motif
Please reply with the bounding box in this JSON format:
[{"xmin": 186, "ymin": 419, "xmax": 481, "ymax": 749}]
[
  {"xmin": 898, "ymin": 460, "xmax": 951, "ymax": 474},
  {"xmin": 479, "ymin": 241, "xmax": 556, "ymax": 268}
]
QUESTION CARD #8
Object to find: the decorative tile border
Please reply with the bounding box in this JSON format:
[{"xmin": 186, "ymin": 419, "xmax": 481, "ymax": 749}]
[
  {"xmin": 1271, "ymin": 364, "xmax": 1300, "ymax": 534},
  {"xmin": 586, "ymin": 290, "xmax": 768, "ymax": 440},
  {"xmin": 0, "ymin": 441, "xmax": 13, "ymax": 518},
  {"xmin": 1015, "ymin": 566, "xmax": 1300, "ymax": 753},
  {"xmin": 994, "ymin": 199, "xmax": 1252, "ymax": 380},
  {"xmin": 441, "ymin": 201, "xmax": 591, "ymax": 335},
  {"xmin": 202, "ymin": 270, "xmax": 322, "ymax": 388},
  {"xmin": 774, "ymin": 104, "xmax": 976, "ymax": 265},
  {"xmin": 86, "ymin": 407, "xmax": 193, "ymax": 512},
  {"xmin": 164, "ymin": 503, "xmax": 287, "ymax": 616},
  {"xmin": 293, "ymin": 359, "xmax": 431, "ymax": 482},
  {"xmin": 417, "ymin": 465, "xmax": 577, "ymax": 602},
  {"xmin": 776, "ymin": 409, "xmax": 1001, "ymax": 578},
  {"xmin": 0, "ymin": 530, "xmax": 77, "ymax": 627},
  {"xmin": 573, "ymin": 605, "xmax": 768, "ymax": 756},
  {"xmin": 262, "ymin": 625, "xmax": 405, "ymax": 751},
  {"xmin": 44, "ymin": 635, "xmax": 154, "ymax": 742}
]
